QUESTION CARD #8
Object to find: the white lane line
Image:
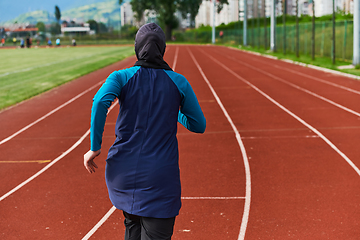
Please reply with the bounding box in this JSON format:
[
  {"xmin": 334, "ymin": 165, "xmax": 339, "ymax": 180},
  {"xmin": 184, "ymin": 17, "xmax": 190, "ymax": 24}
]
[
  {"xmin": 0, "ymin": 160, "xmax": 51, "ymax": 164},
  {"xmin": 276, "ymin": 65, "xmax": 360, "ymax": 95},
  {"xmin": 81, "ymin": 206, "xmax": 117, "ymax": 240},
  {"xmin": 82, "ymin": 196, "xmax": 245, "ymax": 239},
  {"xmin": 172, "ymin": 46, "xmax": 179, "ymax": 71},
  {"xmin": 0, "ymin": 129, "xmax": 89, "ymax": 202},
  {"xmin": 241, "ymin": 135, "xmax": 319, "ymax": 140},
  {"xmin": 0, "ymin": 80, "xmax": 104, "ymax": 146},
  {"xmin": 202, "ymin": 49, "xmax": 360, "ymax": 178},
  {"xmin": 229, "ymin": 49, "xmax": 360, "ymax": 95},
  {"xmin": 187, "ymin": 47, "xmax": 251, "ymax": 240},
  {"xmin": 227, "ymin": 55, "xmax": 360, "ymax": 118},
  {"xmin": 0, "ymin": 102, "xmax": 118, "ymax": 202},
  {"xmin": 182, "ymin": 197, "xmax": 245, "ymax": 200}
]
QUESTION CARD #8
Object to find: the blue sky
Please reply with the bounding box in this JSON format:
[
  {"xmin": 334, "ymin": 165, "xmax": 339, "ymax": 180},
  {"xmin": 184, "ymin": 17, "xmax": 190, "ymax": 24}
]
[{"xmin": 0, "ymin": 0, "xmax": 113, "ymax": 23}]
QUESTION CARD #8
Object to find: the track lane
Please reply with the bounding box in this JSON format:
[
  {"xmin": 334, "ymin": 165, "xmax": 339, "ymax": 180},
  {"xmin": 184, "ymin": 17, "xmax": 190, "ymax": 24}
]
[
  {"xmin": 0, "ymin": 57, "xmax": 137, "ymax": 238},
  {"xmin": 0, "ymin": 57, "xmax": 137, "ymax": 198},
  {"xmin": 214, "ymin": 47, "xmax": 360, "ymax": 113},
  {"xmin": 200, "ymin": 46, "xmax": 360, "ymax": 169},
  {"xmin": 86, "ymin": 45, "xmax": 247, "ymax": 239},
  {"xmin": 2, "ymin": 45, "xmax": 360, "ymax": 239},
  {"xmin": 0, "ymin": 56, "xmax": 137, "ymax": 141},
  {"xmin": 189, "ymin": 46, "xmax": 360, "ymax": 239}
]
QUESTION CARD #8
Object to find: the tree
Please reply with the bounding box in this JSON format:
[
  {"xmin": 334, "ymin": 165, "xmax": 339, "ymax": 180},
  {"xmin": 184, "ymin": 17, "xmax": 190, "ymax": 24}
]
[
  {"xmin": 130, "ymin": 0, "xmax": 153, "ymax": 23},
  {"xmin": 178, "ymin": 0, "xmax": 202, "ymax": 28},
  {"xmin": 87, "ymin": 20, "xmax": 99, "ymax": 33},
  {"xmin": 55, "ymin": 5, "xmax": 61, "ymax": 24},
  {"xmin": 50, "ymin": 22, "xmax": 61, "ymax": 35},
  {"xmin": 98, "ymin": 22, "xmax": 108, "ymax": 33},
  {"xmin": 36, "ymin": 22, "xmax": 46, "ymax": 32},
  {"xmin": 128, "ymin": 0, "xmax": 186, "ymax": 40},
  {"xmin": 156, "ymin": 0, "xmax": 178, "ymax": 39},
  {"xmin": 214, "ymin": 0, "xmax": 228, "ymax": 13},
  {"xmin": 128, "ymin": 0, "xmax": 228, "ymax": 39}
]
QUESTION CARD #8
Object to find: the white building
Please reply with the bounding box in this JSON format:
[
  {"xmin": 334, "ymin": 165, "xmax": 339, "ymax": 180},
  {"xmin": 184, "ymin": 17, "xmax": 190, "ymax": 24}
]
[
  {"xmin": 303, "ymin": 0, "xmax": 344, "ymax": 16},
  {"xmin": 121, "ymin": 2, "xmax": 134, "ymax": 26},
  {"xmin": 61, "ymin": 23, "xmax": 92, "ymax": 35},
  {"xmin": 120, "ymin": 0, "xmax": 353, "ymax": 30},
  {"xmin": 121, "ymin": 2, "xmax": 188, "ymax": 28},
  {"xmin": 195, "ymin": 0, "xmax": 240, "ymax": 28},
  {"xmin": 339, "ymin": 0, "xmax": 354, "ymax": 14}
]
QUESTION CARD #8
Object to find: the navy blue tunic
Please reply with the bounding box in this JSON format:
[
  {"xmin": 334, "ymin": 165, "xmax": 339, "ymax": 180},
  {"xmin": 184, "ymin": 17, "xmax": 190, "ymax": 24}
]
[{"xmin": 90, "ymin": 66, "xmax": 206, "ymax": 218}]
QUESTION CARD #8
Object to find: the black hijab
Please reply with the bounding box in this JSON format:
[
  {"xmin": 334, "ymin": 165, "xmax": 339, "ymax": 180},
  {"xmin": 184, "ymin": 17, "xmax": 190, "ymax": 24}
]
[{"xmin": 134, "ymin": 23, "xmax": 172, "ymax": 70}]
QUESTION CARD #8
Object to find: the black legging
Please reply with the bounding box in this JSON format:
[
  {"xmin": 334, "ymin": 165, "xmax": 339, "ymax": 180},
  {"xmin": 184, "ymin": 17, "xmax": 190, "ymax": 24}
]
[{"xmin": 123, "ymin": 211, "xmax": 176, "ymax": 240}]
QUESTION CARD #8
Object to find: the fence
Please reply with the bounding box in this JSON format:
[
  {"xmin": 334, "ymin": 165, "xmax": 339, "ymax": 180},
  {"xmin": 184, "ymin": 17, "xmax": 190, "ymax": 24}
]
[{"xmin": 176, "ymin": 20, "xmax": 354, "ymax": 62}]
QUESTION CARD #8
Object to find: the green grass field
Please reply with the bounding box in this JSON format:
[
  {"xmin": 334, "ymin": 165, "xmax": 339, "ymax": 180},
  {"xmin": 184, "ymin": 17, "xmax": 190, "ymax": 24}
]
[{"xmin": 0, "ymin": 46, "xmax": 135, "ymax": 110}]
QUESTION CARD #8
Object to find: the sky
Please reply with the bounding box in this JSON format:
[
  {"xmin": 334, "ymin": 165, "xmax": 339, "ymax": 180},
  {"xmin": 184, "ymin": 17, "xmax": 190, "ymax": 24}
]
[{"xmin": 0, "ymin": 0, "xmax": 112, "ymax": 23}]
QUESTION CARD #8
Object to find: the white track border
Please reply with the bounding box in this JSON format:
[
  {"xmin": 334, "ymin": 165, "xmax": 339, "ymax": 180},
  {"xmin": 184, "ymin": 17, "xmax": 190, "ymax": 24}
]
[{"xmin": 187, "ymin": 47, "xmax": 252, "ymax": 240}]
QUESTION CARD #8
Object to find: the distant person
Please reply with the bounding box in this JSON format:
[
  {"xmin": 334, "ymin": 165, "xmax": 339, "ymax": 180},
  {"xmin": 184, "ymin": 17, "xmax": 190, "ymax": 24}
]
[
  {"xmin": 26, "ymin": 36, "xmax": 31, "ymax": 48},
  {"xmin": 0, "ymin": 38, "xmax": 4, "ymax": 47},
  {"xmin": 20, "ymin": 38, "xmax": 25, "ymax": 48},
  {"xmin": 47, "ymin": 39, "xmax": 52, "ymax": 46},
  {"xmin": 83, "ymin": 23, "xmax": 206, "ymax": 240},
  {"xmin": 72, "ymin": 38, "xmax": 76, "ymax": 46},
  {"xmin": 56, "ymin": 38, "xmax": 60, "ymax": 47},
  {"xmin": 12, "ymin": 37, "xmax": 16, "ymax": 45}
]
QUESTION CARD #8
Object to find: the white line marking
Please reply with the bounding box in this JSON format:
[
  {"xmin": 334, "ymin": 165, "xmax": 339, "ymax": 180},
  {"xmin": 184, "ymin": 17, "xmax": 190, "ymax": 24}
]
[
  {"xmin": 187, "ymin": 47, "xmax": 251, "ymax": 240},
  {"xmin": 241, "ymin": 135, "xmax": 319, "ymax": 140},
  {"xmin": 0, "ymin": 81, "xmax": 104, "ymax": 146},
  {"xmin": 202, "ymin": 49, "xmax": 360, "ymax": 178},
  {"xmin": 81, "ymin": 196, "xmax": 244, "ymax": 239},
  {"xmin": 172, "ymin": 46, "xmax": 179, "ymax": 71},
  {"xmin": 232, "ymin": 47, "xmax": 360, "ymax": 81},
  {"xmin": 81, "ymin": 206, "xmax": 117, "ymax": 240},
  {"xmin": 232, "ymin": 49, "xmax": 360, "ymax": 95},
  {"xmin": 0, "ymin": 129, "xmax": 88, "ymax": 201},
  {"xmin": 0, "ymin": 160, "xmax": 51, "ymax": 164},
  {"xmin": 181, "ymin": 197, "xmax": 245, "ymax": 200},
  {"xmin": 279, "ymin": 66, "xmax": 360, "ymax": 95},
  {"xmin": 0, "ymin": 102, "xmax": 118, "ymax": 202},
  {"xmin": 229, "ymin": 56, "xmax": 360, "ymax": 118}
]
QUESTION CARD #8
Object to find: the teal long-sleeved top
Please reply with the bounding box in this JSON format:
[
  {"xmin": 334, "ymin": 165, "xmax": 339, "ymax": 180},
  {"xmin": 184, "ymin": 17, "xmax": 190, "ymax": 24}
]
[{"xmin": 90, "ymin": 66, "xmax": 206, "ymax": 218}]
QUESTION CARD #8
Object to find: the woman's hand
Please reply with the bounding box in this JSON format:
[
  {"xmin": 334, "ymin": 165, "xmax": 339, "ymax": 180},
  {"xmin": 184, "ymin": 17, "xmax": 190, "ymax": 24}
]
[{"xmin": 83, "ymin": 150, "xmax": 101, "ymax": 174}]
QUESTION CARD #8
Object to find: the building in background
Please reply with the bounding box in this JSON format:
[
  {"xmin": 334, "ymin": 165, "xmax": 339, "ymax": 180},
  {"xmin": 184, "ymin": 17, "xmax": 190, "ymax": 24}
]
[
  {"xmin": 340, "ymin": 0, "xmax": 354, "ymax": 14},
  {"xmin": 121, "ymin": 2, "xmax": 134, "ymax": 26},
  {"xmin": 118, "ymin": 0, "xmax": 355, "ymax": 30},
  {"xmin": 196, "ymin": 0, "xmax": 240, "ymax": 27},
  {"xmin": 61, "ymin": 22, "xmax": 92, "ymax": 35},
  {"xmin": 3, "ymin": 24, "xmax": 38, "ymax": 38}
]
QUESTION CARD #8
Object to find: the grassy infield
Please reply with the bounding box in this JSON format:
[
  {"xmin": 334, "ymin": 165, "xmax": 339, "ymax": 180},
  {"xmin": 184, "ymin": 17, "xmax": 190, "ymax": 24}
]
[
  {"xmin": 1, "ymin": 43, "xmax": 360, "ymax": 110},
  {"xmin": 0, "ymin": 46, "xmax": 135, "ymax": 110}
]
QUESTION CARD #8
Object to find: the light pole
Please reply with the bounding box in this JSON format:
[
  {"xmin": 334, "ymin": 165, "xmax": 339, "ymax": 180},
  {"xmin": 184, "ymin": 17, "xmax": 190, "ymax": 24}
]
[
  {"xmin": 283, "ymin": 0, "xmax": 286, "ymax": 55},
  {"xmin": 311, "ymin": 0, "xmax": 315, "ymax": 60},
  {"xmin": 212, "ymin": 0, "xmax": 216, "ymax": 44},
  {"xmin": 296, "ymin": 0, "xmax": 299, "ymax": 58},
  {"xmin": 270, "ymin": 0, "xmax": 276, "ymax": 51},
  {"xmin": 353, "ymin": 0, "xmax": 359, "ymax": 65},
  {"xmin": 332, "ymin": 0, "xmax": 335, "ymax": 64},
  {"xmin": 244, "ymin": 0, "xmax": 248, "ymax": 46}
]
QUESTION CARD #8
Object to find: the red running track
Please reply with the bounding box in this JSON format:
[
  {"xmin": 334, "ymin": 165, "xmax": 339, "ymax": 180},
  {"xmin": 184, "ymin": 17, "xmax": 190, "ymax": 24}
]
[{"xmin": 1, "ymin": 45, "xmax": 360, "ymax": 239}]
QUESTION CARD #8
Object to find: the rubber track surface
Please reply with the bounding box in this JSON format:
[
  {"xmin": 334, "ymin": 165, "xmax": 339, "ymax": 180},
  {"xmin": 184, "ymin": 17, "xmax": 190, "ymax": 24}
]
[{"xmin": 1, "ymin": 45, "xmax": 360, "ymax": 239}]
